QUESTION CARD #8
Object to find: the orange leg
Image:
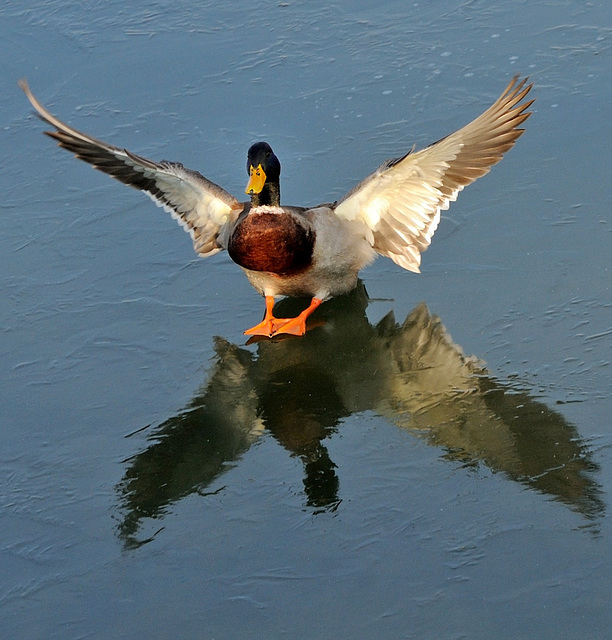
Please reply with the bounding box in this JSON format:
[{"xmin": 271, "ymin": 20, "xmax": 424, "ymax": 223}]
[
  {"xmin": 244, "ymin": 295, "xmax": 279, "ymax": 337},
  {"xmin": 244, "ymin": 296, "xmax": 323, "ymax": 338}
]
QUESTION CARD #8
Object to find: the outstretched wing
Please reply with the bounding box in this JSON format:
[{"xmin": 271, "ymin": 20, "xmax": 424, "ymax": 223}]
[
  {"xmin": 334, "ymin": 76, "xmax": 534, "ymax": 272},
  {"xmin": 19, "ymin": 79, "xmax": 242, "ymax": 256}
]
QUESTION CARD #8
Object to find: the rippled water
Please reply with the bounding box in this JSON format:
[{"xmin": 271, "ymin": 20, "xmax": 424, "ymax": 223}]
[{"xmin": 2, "ymin": 1, "xmax": 611, "ymax": 638}]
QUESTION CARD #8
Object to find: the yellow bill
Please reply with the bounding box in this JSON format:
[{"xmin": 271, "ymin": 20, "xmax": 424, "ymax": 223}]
[{"xmin": 246, "ymin": 164, "xmax": 266, "ymax": 195}]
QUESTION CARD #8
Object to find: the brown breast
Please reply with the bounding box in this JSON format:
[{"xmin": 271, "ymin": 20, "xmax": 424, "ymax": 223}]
[{"xmin": 228, "ymin": 209, "xmax": 315, "ymax": 275}]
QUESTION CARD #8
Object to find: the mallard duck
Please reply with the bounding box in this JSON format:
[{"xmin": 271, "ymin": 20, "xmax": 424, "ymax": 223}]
[{"xmin": 19, "ymin": 76, "xmax": 533, "ymax": 337}]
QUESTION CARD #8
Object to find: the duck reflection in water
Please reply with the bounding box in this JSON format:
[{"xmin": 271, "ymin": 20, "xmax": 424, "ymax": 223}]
[{"xmin": 117, "ymin": 285, "xmax": 603, "ymax": 547}]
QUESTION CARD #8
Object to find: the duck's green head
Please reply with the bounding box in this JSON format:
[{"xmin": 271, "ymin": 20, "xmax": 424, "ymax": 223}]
[{"xmin": 245, "ymin": 141, "xmax": 281, "ymax": 197}]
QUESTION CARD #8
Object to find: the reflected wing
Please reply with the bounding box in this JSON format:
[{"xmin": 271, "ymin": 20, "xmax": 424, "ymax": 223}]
[
  {"xmin": 375, "ymin": 305, "xmax": 604, "ymax": 518},
  {"xmin": 20, "ymin": 79, "xmax": 242, "ymax": 256},
  {"xmin": 334, "ymin": 76, "xmax": 534, "ymax": 272},
  {"xmin": 117, "ymin": 337, "xmax": 263, "ymax": 547}
]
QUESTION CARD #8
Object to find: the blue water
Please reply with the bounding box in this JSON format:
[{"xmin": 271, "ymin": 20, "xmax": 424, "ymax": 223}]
[{"xmin": 2, "ymin": 1, "xmax": 611, "ymax": 638}]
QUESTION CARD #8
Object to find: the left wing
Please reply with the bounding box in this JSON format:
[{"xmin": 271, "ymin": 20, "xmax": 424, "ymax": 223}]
[
  {"xmin": 334, "ymin": 76, "xmax": 534, "ymax": 272},
  {"xmin": 19, "ymin": 79, "xmax": 242, "ymax": 256}
]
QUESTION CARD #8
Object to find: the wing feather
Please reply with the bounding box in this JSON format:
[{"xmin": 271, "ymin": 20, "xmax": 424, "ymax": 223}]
[
  {"xmin": 334, "ymin": 76, "xmax": 534, "ymax": 272},
  {"xmin": 19, "ymin": 79, "xmax": 242, "ymax": 257}
]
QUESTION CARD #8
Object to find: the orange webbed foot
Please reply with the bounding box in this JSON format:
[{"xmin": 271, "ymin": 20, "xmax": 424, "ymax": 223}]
[
  {"xmin": 244, "ymin": 297, "xmax": 323, "ymax": 338},
  {"xmin": 243, "ymin": 296, "xmax": 281, "ymax": 337},
  {"xmin": 271, "ymin": 298, "xmax": 323, "ymax": 336}
]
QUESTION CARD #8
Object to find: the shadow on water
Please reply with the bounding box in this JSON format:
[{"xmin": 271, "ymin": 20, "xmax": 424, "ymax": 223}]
[{"xmin": 116, "ymin": 284, "xmax": 604, "ymax": 548}]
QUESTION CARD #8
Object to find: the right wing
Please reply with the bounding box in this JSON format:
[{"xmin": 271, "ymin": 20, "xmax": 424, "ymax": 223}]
[{"xmin": 19, "ymin": 79, "xmax": 242, "ymax": 256}]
